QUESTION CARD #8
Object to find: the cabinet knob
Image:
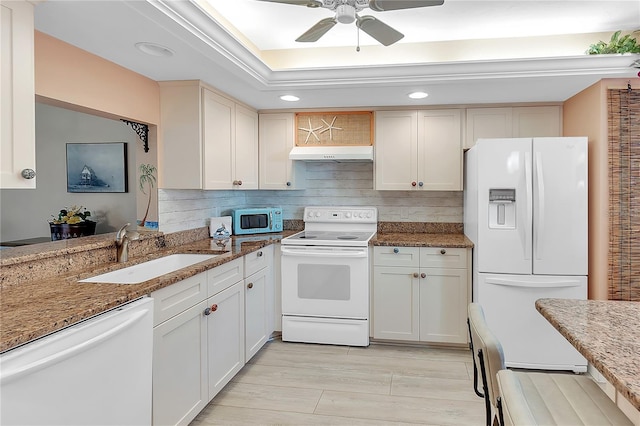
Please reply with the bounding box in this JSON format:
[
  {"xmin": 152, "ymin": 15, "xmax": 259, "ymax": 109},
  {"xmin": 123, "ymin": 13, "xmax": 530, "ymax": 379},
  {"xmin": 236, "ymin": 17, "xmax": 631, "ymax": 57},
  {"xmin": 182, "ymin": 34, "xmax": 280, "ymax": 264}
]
[
  {"xmin": 440, "ymin": 249, "xmax": 447, "ymax": 255},
  {"xmin": 247, "ymin": 282, "xmax": 253, "ymax": 289},
  {"xmin": 257, "ymin": 251, "xmax": 263, "ymax": 257},
  {"xmin": 411, "ymin": 181, "xmax": 417, "ymax": 187},
  {"xmin": 413, "ymin": 272, "xmax": 419, "ymax": 278},
  {"xmin": 210, "ymin": 304, "xmax": 218, "ymax": 312},
  {"xmin": 203, "ymin": 307, "xmax": 211, "ymax": 316},
  {"xmin": 421, "ymin": 273, "xmax": 426, "ymax": 279},
  {"xmin": 286, "ymin": 181, "xmax": 292, "ymax": 187},
  {"xmin": 21, "ymin": 169, "xmax": 36, "ymax": 179},
  {"xmin": 418, "ymin": 181, "xmax": 424, "ymax": 187},
  {"xmin": 393, "ymin": 247, "xmax": 399, "ymax": 254}
]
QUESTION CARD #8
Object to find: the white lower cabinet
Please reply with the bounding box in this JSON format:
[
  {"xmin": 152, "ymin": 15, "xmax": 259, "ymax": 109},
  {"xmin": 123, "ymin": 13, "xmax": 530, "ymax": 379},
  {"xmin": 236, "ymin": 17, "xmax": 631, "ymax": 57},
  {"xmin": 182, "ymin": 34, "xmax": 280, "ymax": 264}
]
[
  {"xmin": 206, "ymin": 281, "xmax": 245, "ymax": 399},
  {"xmin": 151, "ymin": 272, "xmax": 209, "ymax": 426},
  {"xmin": 151, "ymin": 248, "xmax": 276, "ymax": 426},
  {"xmin": 244, "ymin": 245, "xmax": 274, "ymax": 362},
  {"xmin": 152, "ymin": 300, "xmax": 208, "ymax": 426},
  {"xmin": 372, "ymin": 246, "xmax": 470, "ymax": 344}
]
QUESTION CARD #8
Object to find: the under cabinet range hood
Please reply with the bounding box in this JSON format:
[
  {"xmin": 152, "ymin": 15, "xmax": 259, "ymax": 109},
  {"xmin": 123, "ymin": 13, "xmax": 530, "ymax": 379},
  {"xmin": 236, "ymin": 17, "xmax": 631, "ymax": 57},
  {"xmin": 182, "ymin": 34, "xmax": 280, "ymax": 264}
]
[{"xmin": 289, "ymin": 146, "xmax": 374, "ymax": 162}]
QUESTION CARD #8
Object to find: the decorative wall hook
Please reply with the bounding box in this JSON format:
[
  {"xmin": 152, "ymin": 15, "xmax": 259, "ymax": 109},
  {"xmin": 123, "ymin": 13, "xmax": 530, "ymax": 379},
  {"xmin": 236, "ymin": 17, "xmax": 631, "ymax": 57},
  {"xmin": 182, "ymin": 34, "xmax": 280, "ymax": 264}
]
[{"xmin": 121, "ymin": 119, "xmax": 149, "ymax": 153}]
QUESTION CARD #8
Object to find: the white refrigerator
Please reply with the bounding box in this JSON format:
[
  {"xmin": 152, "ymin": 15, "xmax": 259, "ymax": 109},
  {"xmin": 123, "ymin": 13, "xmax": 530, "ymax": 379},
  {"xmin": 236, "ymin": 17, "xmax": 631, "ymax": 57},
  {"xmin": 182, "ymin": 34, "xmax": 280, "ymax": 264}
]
[{"xmin": 464, "ymin": 137, "xmax": 588, "ymax": 372}]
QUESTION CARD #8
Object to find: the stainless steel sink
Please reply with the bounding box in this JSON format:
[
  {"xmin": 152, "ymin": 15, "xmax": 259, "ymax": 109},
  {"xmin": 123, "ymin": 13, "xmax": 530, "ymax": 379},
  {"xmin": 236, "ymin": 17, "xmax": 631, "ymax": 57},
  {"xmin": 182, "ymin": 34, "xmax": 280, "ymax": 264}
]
[{"xmin": 79, "ymin": 253, "xmax": 217, "ymax": 284}]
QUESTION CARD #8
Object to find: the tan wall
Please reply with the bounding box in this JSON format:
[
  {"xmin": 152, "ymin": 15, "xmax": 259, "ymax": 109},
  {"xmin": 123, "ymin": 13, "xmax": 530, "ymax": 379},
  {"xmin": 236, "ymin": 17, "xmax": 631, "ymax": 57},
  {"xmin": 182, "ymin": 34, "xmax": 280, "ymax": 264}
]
[
  {"xmin": 33, "ymin": 31, "xmax": 161, "ymax": 226},
  {"xmin": 34, "ymin": 31, "xmax": 160, "ymax": 125},
  {"xmin": 563, "ymin": 78, "xmax": 640, "ymax": 300}
]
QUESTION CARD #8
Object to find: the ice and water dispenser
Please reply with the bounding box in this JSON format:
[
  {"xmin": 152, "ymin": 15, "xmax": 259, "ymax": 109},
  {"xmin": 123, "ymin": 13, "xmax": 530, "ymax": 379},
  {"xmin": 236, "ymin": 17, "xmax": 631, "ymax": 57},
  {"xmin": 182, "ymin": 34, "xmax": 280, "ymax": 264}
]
[{"xmin": 488, "ymin": 188, "xmax": 516, "ymax": 229}]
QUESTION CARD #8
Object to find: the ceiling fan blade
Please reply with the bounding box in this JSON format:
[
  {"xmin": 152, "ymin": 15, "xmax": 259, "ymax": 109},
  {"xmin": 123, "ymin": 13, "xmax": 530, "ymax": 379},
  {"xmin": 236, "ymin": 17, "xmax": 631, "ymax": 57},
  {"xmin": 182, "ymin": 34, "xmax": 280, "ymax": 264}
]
[
  {"xmin": 368, "ymin": 0, "xmax": 444, "ymax": 12},
  {"xmin": 256, "ymin": 0, "xmax": 323, "ymax": 7},
  {"xmin": 296, "ymin": 18, "xmax": 338, "ymax": 42},
  {"xmin": 357, "ymin": 15, "xmax": 404, "ymax": 46}
]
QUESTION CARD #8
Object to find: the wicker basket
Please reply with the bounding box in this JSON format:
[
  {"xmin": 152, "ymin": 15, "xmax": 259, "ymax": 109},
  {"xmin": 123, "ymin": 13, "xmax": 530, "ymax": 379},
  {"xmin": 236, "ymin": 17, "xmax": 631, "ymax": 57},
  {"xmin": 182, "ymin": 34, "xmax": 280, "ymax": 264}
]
[{"xmin": 50, "ymin": 221, "xmax": 97, "ymax": 241}]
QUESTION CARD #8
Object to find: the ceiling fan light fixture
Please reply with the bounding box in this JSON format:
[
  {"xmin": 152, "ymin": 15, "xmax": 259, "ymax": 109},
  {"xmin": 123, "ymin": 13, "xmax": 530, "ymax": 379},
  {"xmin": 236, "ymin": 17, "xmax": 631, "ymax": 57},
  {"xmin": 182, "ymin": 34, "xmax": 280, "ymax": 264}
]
[
  {"xmin": 280, "ymin": 94, "xmax": 300, "ymax": 102},
  {"xmin": 335, "ymin": 4, "xmax": 356, "ymax": 24},
  {"xmin": 408, "ymin": 91, "xmax": 429, "ymax": 99}
]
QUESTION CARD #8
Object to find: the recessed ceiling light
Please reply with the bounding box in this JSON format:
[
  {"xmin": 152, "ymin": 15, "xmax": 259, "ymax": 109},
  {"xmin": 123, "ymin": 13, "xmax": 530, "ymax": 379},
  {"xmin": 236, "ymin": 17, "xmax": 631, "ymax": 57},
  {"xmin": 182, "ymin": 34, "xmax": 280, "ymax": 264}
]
[
  {"xmin": 280, "ymin": 95, "xmax": 300, "ymax": 102},
  {"xmin": 408, "ymin": 91, "xmax": 429, "ymax": 99},
  {"xmin": 135, "ymin": 42, "xmax": 174, "ymax": 57}
]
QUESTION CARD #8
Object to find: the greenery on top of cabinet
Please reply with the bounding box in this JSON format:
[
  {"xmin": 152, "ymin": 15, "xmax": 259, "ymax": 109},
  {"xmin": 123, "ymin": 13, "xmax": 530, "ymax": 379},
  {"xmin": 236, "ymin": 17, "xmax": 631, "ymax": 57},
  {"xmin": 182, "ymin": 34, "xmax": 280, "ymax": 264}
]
[{"xmin": 587, "ymin": 30, "xmax": 640, "ymax": 54}]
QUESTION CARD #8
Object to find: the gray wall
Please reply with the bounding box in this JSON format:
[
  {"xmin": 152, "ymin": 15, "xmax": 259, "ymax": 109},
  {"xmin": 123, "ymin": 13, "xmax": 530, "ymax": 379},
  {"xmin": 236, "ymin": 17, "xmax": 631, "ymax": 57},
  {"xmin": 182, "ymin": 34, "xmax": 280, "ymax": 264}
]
[
  {"xmin": 159, "ymin": 162, "xmax": 463, "ymax": 233},
  {"xmin": 0, "ymin": 103, "xmax": 138, "ymax": 242}
]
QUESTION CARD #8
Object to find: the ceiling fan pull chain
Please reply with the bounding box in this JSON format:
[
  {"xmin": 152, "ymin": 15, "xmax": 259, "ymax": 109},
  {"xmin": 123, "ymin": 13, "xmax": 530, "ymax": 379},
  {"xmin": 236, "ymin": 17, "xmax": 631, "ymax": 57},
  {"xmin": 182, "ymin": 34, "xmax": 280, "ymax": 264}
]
[{"xmin": 356, "ymin": 24, "xmax": 361, "ymax": 52}]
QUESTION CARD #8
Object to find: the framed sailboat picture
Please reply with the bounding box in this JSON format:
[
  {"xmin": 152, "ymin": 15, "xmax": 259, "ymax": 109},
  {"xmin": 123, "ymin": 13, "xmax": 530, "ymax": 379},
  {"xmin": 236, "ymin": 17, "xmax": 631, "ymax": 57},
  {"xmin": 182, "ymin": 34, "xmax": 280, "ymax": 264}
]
[{"xmin": 66, "ymin": 142, "xmax": 128, "ymax": 193}]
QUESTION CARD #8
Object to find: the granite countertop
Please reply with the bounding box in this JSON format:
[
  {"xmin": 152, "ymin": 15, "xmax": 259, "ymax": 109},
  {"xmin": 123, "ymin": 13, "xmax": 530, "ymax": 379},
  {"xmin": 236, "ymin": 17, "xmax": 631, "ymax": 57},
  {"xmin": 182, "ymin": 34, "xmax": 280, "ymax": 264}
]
[
  {"xmin": 0, "ymin": 225, "xmax": 471, "ymax": 353},
  {"xmin": 371, "ymin": 232, "xmax": 473, "ymax": 248},
  {"xmin": 0, "ymin": 233, "xmax": 288, "ymax": 353},
  {"xmin": 536, "ymin": 298, "xmax": 640, "ymax": 411}
]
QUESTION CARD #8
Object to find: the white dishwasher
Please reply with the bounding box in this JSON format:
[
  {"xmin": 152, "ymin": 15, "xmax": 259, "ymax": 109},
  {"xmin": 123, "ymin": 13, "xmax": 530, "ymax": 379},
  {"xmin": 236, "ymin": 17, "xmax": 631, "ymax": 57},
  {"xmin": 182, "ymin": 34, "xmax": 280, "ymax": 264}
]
[{"xmin": 0, "ymin": 297, "xmax": 153, "ymax": 426}]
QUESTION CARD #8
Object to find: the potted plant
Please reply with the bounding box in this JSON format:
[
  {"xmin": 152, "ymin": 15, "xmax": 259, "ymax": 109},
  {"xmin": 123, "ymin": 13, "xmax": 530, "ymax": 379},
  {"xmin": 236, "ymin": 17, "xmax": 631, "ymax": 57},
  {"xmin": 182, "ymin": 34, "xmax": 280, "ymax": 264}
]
[
  {"xmin": 49, "ymin": 205, "xmax": 97, "ymax": 240},
  {"xmin": 587, "ymin": 30, "xmax": 640, "ymax": 54}
]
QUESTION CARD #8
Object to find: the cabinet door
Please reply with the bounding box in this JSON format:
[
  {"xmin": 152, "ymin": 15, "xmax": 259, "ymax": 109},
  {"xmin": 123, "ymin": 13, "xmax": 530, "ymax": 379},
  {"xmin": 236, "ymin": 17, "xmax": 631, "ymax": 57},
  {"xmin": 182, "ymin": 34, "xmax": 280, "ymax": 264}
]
[
  {"xmin": 464, "ymin": 108, "xmax": 512, "ymax": 149},
  {"xmin": 207, "ymin": 281, "xmax": 245, "ymax": 401},
  {"xmin": 159, "ymin": 81, "xmax": 203, "ymax": 189},
  {"xmin": 418, "ymin": 109, "xmax": 462, "ymax": 191},
  {"xmin": 1, "ymin": 0, "xmax": 35, "ymax": 189},
  {"xmin": 259, "ymin": 113, "xmax": 304, "ymax": 189},
  {"xmin": 153, "ymin": 300, "xmax": 208, "ymax": 426},
  {"xmin": 375, "ymin": 110, "xmax": 418, "ymax": 190},
  {"xmin": 234, "ymin": 104, "xmax": 259, "ymax": 189},
  {"xmin": 419, "ymin": 268, "xmax": 468, "ymax": 344},
  {"xmin": 512, "ymin": 106, "xmax": 561, "ymax": 137},
  {"xmin": 202, "ymin": 89, "xmax": 234, "ymax": 189},
  {"xmin": 372, "ymin": 266, "xmax": 419, "ymax": 341},
  {"xmin": 245, "ymin": 266, "xmax": 272, "ymax": 362}
]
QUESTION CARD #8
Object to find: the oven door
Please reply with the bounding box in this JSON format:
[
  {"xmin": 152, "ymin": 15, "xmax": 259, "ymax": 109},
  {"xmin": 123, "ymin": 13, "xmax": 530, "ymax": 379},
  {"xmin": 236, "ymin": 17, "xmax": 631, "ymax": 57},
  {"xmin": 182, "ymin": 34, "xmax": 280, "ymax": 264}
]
[{"xmin": 281, "ymin": 245, "xmax": 369, "ymax": 319}]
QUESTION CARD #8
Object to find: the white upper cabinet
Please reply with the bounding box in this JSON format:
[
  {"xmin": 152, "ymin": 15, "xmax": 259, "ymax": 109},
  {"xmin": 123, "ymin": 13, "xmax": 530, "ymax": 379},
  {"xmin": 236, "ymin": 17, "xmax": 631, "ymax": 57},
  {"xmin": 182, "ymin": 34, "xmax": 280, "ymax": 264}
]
[
  {"xmin": 512, "ymin": 106, "xmax": 562, "ymax": 138},
  {"xmin": 465, "ymin": 106, "xmax": 561, "ymax": 149},
  {"xmin": 1, "ymin": 0, "xmax": 36, "ymax": 189},
  {"xmin": 160, "ymin": 81, "xmax": 258, "ymax": 190},
  {"xmin": 375, "ymin": 109, "xmax": 462, "ymax": 191},
  {"xmin": 258, "ymin": 113, "xmax": 305, "ymax": 190},
  {"xmin": 202, "ymin": 90, "xmax": 258, "ymax": 190}
]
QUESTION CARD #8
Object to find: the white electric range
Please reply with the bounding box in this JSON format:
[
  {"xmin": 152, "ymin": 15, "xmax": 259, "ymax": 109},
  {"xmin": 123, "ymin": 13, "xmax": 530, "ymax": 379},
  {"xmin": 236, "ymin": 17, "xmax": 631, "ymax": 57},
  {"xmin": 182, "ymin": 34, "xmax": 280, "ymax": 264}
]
[{"xmin": 280, "ymin": 206, "xmax": 377, "ymax": 347}]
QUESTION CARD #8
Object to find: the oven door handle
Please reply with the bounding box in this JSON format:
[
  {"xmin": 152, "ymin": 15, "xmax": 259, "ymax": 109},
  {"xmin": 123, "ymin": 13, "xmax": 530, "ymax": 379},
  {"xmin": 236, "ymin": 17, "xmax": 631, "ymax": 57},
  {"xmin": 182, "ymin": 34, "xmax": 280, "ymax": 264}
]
[{"xmin": 280, "ymin": 246, "xmax": 368, "ymax": 258}]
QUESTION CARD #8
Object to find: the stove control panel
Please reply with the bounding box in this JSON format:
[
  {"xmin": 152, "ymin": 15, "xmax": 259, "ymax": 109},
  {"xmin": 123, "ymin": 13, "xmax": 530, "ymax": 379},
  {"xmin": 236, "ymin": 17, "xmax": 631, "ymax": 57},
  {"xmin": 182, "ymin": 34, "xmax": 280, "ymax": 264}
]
[{"xmin": 304, "ymin": 207, "xmax": 377, "ymax": 223}]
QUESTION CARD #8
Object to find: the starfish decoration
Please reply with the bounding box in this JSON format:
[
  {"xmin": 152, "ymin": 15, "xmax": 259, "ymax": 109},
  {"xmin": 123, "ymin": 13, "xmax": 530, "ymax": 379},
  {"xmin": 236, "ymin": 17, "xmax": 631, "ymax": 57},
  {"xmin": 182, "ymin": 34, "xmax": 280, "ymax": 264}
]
[
  {"xmin": 319, "ymin": 116, "xmax": 343, "ymax": 140},
  {"xmin": 298, "ymin": 117, "xmax": 323, "ymax": 144}
]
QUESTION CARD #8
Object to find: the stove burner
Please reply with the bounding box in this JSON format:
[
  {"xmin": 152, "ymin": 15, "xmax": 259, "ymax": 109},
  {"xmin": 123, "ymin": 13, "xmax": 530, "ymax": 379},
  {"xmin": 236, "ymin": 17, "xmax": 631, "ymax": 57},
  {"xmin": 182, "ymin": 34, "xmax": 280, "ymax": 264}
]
[
  {"xmin": 337, "ymin": 235, "xmax": 359, "ymax": 240},
  {"xmin": 299, "ymin": 235, "xmax": 317, "ymax": 239}
]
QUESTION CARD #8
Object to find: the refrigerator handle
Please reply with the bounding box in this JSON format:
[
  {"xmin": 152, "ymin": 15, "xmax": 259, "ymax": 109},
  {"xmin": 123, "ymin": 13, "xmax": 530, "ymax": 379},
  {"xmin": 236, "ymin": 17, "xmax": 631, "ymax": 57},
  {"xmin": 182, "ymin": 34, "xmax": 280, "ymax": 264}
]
[
  {"xmin": 485, "ymin": 277, "xmax": 583, "ymax": 288},
  {"xmin": 535, "ymin": 151, "xmax": 545, "ymax": 261},
  {"xmin": 523, "ymin": 152, "xmax": 532, "ymax": 260}
]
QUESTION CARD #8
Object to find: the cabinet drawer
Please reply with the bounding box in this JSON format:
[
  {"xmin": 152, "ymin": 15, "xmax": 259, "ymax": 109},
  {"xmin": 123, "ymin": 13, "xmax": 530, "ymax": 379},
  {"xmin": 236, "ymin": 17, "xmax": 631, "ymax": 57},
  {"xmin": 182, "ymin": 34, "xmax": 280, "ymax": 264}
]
[
  {"xmin": 208, "ymin": 258, "xmax": 244, "ymax": 297},
  {"xmin": 151, "ymin": 272, "xmax": 208, "ymax": 326},
  {"xmin": 373, "ymin": 246, "xmax": 419, "ymax": 267},
  {"xmin": 420, "ymin": 247, "xmax": 467, "ymax": 269},
  {"xmin": 244, "ymin": 245, "xmax": 273, "ymax": 277}
]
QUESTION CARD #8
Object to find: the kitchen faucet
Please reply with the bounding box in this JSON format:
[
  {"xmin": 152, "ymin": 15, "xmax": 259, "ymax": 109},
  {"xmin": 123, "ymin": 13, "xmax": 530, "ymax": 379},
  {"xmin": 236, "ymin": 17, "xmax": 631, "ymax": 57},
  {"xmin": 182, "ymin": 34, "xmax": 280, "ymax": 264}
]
[{"xmin": 115, "ymin": 223, "xmax": 140, "ymax": 263}]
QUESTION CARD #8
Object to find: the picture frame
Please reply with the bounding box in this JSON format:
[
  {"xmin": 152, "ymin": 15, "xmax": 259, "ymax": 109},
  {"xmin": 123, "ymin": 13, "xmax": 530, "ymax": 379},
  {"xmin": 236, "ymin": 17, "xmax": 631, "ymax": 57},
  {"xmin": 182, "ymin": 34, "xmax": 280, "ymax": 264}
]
[
  {"xmin": 295, "ymin": 111, "xmax": 373, "ymax": 146},
  {"xmin": 66, "ymin": 142, "xmax": 128, "ymax": 193}
]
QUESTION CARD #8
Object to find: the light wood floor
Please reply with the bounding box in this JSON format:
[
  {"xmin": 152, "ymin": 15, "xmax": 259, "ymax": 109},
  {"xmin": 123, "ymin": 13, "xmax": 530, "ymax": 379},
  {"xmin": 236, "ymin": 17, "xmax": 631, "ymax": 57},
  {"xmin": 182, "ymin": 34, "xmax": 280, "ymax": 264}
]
[{"xmin": 190, "ymin": 337, "xmax": 485, "ymax": 425}]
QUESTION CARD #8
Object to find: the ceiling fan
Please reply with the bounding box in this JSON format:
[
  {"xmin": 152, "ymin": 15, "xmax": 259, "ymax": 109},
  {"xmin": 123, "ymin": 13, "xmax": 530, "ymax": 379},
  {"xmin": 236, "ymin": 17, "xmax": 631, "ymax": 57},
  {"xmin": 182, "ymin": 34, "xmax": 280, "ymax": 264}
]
[{"xmin": 257, "ymin": 0, "xmax": 444, "ymax": 47}]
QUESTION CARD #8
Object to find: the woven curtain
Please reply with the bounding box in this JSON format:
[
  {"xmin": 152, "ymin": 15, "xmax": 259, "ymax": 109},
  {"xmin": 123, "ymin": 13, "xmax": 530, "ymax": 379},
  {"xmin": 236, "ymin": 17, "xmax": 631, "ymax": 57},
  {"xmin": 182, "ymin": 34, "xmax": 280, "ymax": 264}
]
[{"xmin": 608, "ymin": 88, "xmax": 640, "ymax": 301}]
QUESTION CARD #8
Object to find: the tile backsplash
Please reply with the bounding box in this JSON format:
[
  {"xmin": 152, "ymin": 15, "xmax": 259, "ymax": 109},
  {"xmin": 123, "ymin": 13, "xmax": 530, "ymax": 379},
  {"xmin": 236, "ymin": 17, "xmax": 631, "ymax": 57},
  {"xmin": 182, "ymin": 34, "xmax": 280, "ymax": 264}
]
[{"xmin": 159, "ymin": 162, "xmax": 462, "ymax": 234}]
